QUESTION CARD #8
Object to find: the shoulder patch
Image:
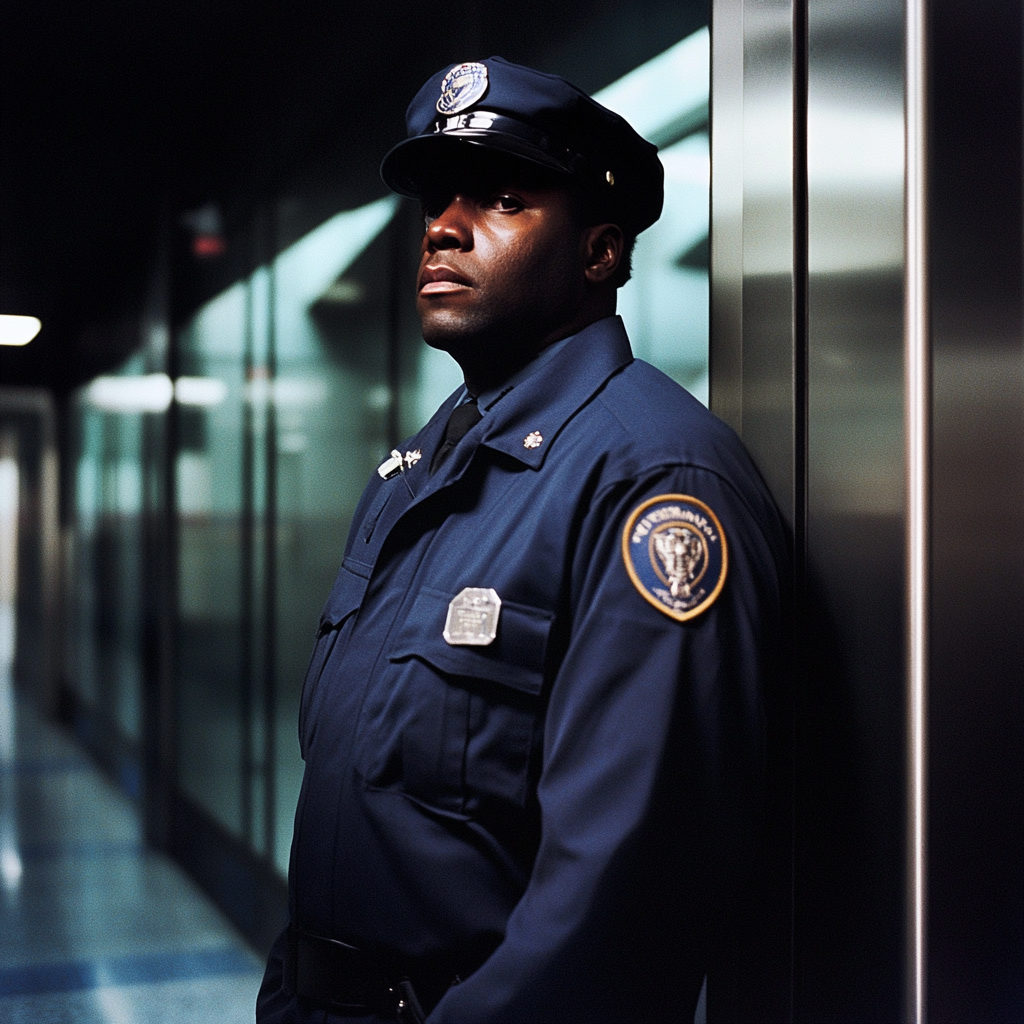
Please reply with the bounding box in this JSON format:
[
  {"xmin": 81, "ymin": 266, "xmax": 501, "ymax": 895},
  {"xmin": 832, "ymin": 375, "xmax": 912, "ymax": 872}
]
[{"xmin": 621, "ymin": 494, "xmax": 728, "ymax": 621}]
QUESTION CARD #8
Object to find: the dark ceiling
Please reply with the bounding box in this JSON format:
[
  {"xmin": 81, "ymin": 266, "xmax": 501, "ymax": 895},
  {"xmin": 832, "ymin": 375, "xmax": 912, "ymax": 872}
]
[{"xmin": 0, "ymin": 0, "xmax": 706, "ymax": 394}]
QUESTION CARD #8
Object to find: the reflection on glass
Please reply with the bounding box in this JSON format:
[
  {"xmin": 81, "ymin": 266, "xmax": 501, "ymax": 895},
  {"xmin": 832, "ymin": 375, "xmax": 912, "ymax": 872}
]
[
  {"xmin": 175, "ymin": 284, "xmax": 247, "ymax": 837},
  {"xmin": 618, "ymin": 131, "xmax": 710, "ymax": 402},
  {"xmin": 272, "ymin": 197, "xmax": 399, "ymax": 872},
  {"xmin": 0, "ymin": 434, "xmax": 21, "ymax": 895},
  {"xmin": 69, "ymin": 356, "xmax": 149, "ymax": 752},
  {"xmin": 84, "ymin": 374, "xmax": 173, "ymax": 413},
  {"xmin": 599, "ymin": 27, "xmax": 710, "ymax": 403}
]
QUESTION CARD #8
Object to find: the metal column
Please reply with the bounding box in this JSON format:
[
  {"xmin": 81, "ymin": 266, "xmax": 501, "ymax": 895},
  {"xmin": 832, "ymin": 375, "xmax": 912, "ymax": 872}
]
[{"xmin": 710, "ymin": 1, "xmax": 1024, "ymax": 1020}]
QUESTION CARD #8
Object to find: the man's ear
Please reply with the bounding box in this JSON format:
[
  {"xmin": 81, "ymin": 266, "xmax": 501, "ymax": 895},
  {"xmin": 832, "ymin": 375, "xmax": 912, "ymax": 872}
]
[{"xmin": 582, "ymin": 223, "xmax": 624, "ymax": 286}]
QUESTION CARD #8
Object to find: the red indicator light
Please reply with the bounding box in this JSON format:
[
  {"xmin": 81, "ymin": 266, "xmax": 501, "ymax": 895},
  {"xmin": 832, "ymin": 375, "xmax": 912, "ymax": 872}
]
[{"xmin": 192, "ymin": 234, "xmax": 227, "ymax": 258}]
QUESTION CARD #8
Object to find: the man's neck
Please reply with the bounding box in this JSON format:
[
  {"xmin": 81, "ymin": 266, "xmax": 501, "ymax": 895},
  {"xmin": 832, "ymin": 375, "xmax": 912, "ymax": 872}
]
[{"xmin": 461, "ymin": 299, "xmax": 616, "ymax": 396}]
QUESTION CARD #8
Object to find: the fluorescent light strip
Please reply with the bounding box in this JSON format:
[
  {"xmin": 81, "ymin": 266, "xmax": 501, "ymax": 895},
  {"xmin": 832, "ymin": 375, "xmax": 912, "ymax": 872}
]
[
  {"xmin": 83, "ymin": 375, "xmax": 231, "ymax": 412},
  {"xmin": 85, "ymin": 374, "xmax": 173, "ymax": 413},
  {"xmin": 0, "ymin": 316, "xmax": 41, "ymax": 347}
]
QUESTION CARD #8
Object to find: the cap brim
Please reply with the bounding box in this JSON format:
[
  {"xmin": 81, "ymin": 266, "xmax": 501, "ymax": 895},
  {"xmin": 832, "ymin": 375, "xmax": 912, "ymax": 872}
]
[{"xmin": 380, "ymin": 131, "xmax": 571, "ymax": 198}]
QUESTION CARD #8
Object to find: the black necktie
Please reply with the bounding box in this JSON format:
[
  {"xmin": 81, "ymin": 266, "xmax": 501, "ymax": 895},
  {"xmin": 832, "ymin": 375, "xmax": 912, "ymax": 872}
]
[{"xmin": 430, "ymin": 398, "xmax": 482, "ymax": 475}]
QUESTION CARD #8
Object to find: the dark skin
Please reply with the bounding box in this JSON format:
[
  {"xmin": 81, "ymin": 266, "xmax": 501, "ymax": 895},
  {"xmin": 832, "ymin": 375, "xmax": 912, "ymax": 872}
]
[{"xmin": 416, "ymin": 155, "xmax": 624, "ymax": 396}]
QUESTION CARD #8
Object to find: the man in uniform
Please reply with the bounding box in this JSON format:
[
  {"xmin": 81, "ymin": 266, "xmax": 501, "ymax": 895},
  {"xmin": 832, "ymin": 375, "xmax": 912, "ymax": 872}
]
[{"xmin": 258, "ymin": 57, "xmax": 786, "ymax": 1023}]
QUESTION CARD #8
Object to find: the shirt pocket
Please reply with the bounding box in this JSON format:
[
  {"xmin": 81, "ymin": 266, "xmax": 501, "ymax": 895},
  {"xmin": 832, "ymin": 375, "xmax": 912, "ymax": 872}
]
[
  {"xmin": 376, "ymin": 588, "xmax": 553, "ymax": 816},
  {"xmin": 299, "ymin": 562, "xmax": 369, "ymax": 757}
]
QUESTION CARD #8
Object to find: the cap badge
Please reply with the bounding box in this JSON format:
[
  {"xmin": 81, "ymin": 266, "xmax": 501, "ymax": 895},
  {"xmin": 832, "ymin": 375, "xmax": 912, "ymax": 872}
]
[
  {"xmin": 437, "ymin": 62, "xmax": 489, "ymax": 115},
  {"xmin": 523, "ymin": 431, "xmax": 543, "ymax": 449},
  {"xmin": 621, "ymin": 494, "xmax": 728, "ymax": 622}
]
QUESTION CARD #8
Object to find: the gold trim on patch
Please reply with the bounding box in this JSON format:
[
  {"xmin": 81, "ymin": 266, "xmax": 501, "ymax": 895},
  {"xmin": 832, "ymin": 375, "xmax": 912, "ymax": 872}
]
[{"xmin": 621, "ymin": 493, "xmax": 728, "ymax": 622}]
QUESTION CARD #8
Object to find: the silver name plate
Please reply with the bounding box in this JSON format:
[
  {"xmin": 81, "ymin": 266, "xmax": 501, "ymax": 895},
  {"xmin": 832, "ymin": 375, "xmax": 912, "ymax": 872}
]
[{"xmin": 443, "ymin": 587, "xmax": 501, "ymax": 646}]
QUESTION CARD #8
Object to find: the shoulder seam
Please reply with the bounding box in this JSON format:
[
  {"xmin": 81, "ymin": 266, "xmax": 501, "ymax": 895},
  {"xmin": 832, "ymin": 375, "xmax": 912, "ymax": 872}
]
[{"xmin": 589, "ymin": 462, "xmax": 754, "ymax": 515}]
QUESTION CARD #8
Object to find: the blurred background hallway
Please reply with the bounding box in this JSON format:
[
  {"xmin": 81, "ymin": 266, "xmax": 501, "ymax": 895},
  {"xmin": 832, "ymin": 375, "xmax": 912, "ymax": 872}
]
[{"xmin": 0, "ymin": 426, "xmax": 264, "ymax": 1023}]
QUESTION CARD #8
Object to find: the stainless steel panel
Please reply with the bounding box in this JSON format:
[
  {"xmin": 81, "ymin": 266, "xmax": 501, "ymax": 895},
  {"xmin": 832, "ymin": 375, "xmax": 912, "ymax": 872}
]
[
  {"xmin": 805, "ymin": 3, "xmax": 907, "ymax": 1019},
  {"xmin": 711, "ymin": 0, "xmax": 797, "ymax": 520},
  {"xmin": 928, "ymin": 2, "xmax": 1024, "ymax": 1019},
  {"xmin": 710, "ymin": 3, "xmax": 799, "ymax": 1020},
  {"xmin": 713, "ymin": 1, "xmax": 1024, "ymax": 1019},
  {"xmin": 711, "ymin": 0, "xmax": 909, "ymax": 1019},
  {"xmin": 710, "ymin": 0, "xmax": 745, "ymax": 436}
]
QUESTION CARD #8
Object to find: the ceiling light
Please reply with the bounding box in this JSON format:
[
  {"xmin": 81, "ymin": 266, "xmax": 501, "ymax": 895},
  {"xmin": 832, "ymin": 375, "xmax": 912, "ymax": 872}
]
[
  {"xmin": 175, "ymin": 376, "xmax": 227, "ymax": 407},
  {"xmin": 0, "ymin": 316, "xmax": 41, "ymax": 346},
  {"xmin": 85, "ymin": 374, "xmax": 173, "ymax": 413}
]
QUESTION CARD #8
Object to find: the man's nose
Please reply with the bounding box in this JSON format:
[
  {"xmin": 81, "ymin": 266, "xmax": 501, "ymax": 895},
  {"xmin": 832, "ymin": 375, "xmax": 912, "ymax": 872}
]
[{"xmin": 425, "ymin": 195, "xmax": 472, "ymax": 251}]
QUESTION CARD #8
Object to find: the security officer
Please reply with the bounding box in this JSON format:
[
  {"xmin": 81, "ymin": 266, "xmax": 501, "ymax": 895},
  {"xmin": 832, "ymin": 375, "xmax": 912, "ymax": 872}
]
[{"xmin": 258, "ymin": 57, "xmax": 786, "ymax": 1023}]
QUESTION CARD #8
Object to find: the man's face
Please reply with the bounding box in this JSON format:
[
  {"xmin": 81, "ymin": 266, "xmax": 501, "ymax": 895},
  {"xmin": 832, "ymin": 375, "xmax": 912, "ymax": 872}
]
[{"xmin": 416, "ymin": 153, "xmax": 588, "ymax": 383}]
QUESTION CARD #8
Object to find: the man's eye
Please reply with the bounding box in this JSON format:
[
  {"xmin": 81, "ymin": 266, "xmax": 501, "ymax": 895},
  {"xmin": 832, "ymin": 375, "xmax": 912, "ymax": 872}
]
[{"xmin": 488, "ymin": 194, "xmax": 523, "ymax": 212}]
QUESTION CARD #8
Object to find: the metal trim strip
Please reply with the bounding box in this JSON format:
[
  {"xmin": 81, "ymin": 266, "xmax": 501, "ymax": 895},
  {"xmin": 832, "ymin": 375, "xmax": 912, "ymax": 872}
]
[{"xmin": 904, "ymin": 1, "xmax": 930, "ymax": 1021}]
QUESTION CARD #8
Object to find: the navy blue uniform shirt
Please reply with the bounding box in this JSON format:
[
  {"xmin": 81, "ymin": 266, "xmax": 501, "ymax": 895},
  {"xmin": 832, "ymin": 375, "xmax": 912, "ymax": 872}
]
[{"xmin": 258, "ymin": 316, "xmax": 787, "ymax": 1023}]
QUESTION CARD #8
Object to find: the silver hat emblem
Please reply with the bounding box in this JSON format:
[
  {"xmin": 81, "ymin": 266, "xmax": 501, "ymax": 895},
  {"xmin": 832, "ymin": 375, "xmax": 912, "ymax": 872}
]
[{"xmin": 437, "ymin": 62, "xmax": 489, "ymax": 115}]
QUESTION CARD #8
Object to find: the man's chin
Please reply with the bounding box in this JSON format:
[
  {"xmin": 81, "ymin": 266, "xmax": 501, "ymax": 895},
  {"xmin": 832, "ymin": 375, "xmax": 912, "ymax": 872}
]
[
  {"xmin": 422, "ymin": 331, "xmax": 467, "ymax": 355},
  {"xmin": 419, "ymin": 315, "xmax": 488, "ymax": 356}
]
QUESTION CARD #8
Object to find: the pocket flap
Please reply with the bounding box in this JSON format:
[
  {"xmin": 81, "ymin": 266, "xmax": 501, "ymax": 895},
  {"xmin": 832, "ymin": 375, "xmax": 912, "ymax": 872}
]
[
  {"xmin": 389, "ymin": 588, "xmax": 553, "ymax": 696},
  {"xmin": 320, "ymin": 560, "xmax": 370, "ymax": 629}
]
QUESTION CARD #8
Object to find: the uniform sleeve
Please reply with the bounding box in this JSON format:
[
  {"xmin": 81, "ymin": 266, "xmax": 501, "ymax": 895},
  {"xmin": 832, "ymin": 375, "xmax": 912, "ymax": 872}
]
[{"xmin": 428, "ymin": 465, "xmax": 783, "ymax": 1024}]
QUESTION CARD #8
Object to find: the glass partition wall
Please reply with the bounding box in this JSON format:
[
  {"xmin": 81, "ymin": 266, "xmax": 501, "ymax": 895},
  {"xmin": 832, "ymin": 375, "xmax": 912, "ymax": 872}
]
[{"xmin": 64, "ymin": 12, "xmax": 710, "ymax": 952}]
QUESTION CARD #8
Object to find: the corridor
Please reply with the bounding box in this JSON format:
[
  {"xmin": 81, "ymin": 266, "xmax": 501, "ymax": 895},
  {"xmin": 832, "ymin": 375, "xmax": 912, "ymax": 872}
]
[{"xmin": 0, "ymin": 641, "xmax": 265, "ymax": 1023}]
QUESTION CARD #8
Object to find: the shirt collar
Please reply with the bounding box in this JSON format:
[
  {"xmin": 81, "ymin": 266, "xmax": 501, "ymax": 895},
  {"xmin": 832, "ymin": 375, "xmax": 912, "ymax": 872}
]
[
  {"xmin": 393, "ymin": 316, "xmax": 633, "ymax": 500},
  {"xmin": 476, "ymin": 315, "xmax": 633, "ymax": 469},
  {"xmin": 469, "ymin": 332, "xmax": 576, "ymax": 412}
]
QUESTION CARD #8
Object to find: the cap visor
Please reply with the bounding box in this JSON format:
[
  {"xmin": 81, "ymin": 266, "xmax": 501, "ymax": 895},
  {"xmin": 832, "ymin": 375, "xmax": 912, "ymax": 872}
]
[{"xmin": 380, "ymin": 132, "xmax": 571, "ymax": 198}]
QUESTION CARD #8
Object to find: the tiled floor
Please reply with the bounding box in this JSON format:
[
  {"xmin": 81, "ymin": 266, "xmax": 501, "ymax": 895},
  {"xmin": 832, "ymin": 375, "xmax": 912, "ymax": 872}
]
[{"xmin": 0, "ymin": 662, "xmax": 265, "ymax": 1022}]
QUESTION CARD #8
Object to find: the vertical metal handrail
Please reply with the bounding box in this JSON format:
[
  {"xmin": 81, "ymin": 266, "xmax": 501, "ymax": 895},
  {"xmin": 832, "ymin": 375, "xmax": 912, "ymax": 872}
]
[{"xmin": 904, "ymin": 0, "xmax": 929, "ymax": 1021}]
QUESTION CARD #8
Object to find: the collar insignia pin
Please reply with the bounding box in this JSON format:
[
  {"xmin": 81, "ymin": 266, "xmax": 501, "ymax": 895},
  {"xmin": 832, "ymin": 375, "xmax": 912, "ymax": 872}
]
[
  {"xmin": 404, "ymin": 449, "xmax": 422, "ymax": 468},
  {"xmin": 523, "ymin": 431, "xmax": 543, "ymax": 449}
]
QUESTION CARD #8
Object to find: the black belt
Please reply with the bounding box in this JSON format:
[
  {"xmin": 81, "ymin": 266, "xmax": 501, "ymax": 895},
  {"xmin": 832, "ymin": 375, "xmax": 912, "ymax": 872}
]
[{"xmin": 287, "ymin": 925, "xmax": 445, "ymax": 1022}]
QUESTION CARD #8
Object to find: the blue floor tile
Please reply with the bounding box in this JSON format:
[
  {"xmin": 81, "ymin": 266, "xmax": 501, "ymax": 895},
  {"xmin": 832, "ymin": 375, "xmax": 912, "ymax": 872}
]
[
  {"xmin": 0, "ymin": 946, "xmax": 259, "ymax": 997},
  {"xmin": 0, "ymin": 674, "xmax": 265, "ymax": 1023}
]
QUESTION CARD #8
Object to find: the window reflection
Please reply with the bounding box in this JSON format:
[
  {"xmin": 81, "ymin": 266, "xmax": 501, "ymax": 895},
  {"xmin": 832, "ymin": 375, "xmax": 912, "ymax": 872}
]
[
  {"xmin": 599, "ymin": 27, "xmax": 710, "ymax": 402},
  {"xmin": 176, "ymin": 283, "xmax": 247, "ymax": 837}
]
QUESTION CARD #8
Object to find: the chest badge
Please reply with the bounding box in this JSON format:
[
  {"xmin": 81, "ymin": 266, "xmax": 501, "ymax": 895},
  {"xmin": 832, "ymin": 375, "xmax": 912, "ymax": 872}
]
[
  {"xmin": 621, "ymin": 494, "xmax": 728, "ymax": 621},
  {"xmin": 436, "ymin": 62, "xmax": 489, "ymax": 115},
  {"xmin": 523, "ymin": 431, "xmax": 543, "ymax": 449},
  {"xmin": 444, "ymin": 587, "xmax": 501, "ymax": 646}
]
